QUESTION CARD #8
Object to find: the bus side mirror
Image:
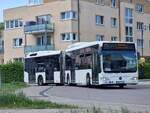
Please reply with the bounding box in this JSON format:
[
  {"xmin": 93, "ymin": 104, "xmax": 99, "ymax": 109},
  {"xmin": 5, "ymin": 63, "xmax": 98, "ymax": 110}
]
[{"xmin": 54, "ymin": 67, "xmax": 57, "ymax": 71}]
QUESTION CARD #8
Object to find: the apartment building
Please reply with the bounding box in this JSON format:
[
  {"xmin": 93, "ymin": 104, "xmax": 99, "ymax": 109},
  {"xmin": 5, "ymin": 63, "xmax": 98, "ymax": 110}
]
[{"xmin": 3, "ymin": 0, "xmax": 150, "ymax": 63}]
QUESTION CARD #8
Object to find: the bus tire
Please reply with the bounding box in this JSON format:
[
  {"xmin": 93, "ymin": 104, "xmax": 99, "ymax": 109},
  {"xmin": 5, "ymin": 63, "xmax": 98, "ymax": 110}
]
[
  {"xmin": 38, "ymin": 76, "xmax": 44, "ymax": 86},
  {"xmin": 119, "ymin": 85, "xmax": 124, "ymax": 89},
  {"xmin": 86, "ymin": 74, "xmax": 91, "ymax": 87}
]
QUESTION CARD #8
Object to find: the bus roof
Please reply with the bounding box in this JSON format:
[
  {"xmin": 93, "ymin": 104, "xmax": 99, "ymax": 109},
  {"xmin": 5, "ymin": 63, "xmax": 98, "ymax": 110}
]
[
  {"xmin": 66, "ymin": 41, "xmax": 135, "ymax": 52},
  {"xmin": 26, "ymin": 50, "xmax": 61, "ymax": 58}
]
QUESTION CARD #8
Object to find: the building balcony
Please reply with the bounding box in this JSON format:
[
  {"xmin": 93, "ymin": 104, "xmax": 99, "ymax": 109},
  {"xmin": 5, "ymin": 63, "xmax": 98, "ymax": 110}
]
[
  {"xmin": 24, "ymin": 23, "xmax": 54, "ymax": 34},
  {"xmin": 25, "ymin": 45, "xmax": 54, "ymax": 53}
]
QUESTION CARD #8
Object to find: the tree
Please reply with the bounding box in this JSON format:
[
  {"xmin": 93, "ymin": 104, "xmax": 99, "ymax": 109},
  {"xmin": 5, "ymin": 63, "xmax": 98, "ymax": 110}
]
[{"xmin": 0, "ymin": 22, "xmax": 4, "ymax": 30}]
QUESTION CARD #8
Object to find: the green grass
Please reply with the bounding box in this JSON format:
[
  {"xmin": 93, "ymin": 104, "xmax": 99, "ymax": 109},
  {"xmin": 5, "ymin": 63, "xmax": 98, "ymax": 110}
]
[
  {"xmin": 0, "ymin": 82, "xmax": 76, "ymax": 109},
  {"xmin": 0, "ymin": 82, "xmax": 27, "ymax": 94},
  {"xmin": 0, "ymin": 93, "xmax": 75, "ymax": 109}
]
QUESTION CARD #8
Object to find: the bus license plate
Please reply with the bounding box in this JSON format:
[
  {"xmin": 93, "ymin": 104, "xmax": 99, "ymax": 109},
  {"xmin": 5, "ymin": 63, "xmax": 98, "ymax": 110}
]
[{"xmin": 116, "ymin": 81, "xmax": 124, "ymax": 84}]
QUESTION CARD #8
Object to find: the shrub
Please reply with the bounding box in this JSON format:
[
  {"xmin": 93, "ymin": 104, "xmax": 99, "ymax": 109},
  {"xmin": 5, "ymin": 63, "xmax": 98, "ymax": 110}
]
[
  {"xmin": 139, "ymin": 63, "xmax": 150, "ymax": 79},
  {"xmin": 0, "ymin": 62, "xmax": 24, "ymax": 83}
]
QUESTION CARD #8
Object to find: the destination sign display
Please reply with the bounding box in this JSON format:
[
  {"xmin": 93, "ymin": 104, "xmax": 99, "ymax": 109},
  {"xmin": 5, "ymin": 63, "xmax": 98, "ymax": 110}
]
[{"xmin": 102, "ymin": 43, "xmax": 135, "ymax": 51}]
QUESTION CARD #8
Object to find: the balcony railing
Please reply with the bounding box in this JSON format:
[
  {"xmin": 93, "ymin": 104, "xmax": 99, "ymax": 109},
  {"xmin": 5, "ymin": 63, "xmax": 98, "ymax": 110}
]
[
  {"xmin": 25, "ymin": 45, "xmax": 54, "ymax": 53},
  {"xmin": 24, "ymin": 23, "xmax": 54, "ymax": 34}
]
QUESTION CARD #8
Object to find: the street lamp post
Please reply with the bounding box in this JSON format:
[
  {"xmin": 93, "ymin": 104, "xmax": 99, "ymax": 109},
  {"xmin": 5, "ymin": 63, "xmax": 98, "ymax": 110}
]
[
  {"xmin": 141, "ymin": 25, "xmax": 144, "ymax": 57},
  {"xmin": 140, "ymin": 24, "xmax": 145, "ymax": 79}
]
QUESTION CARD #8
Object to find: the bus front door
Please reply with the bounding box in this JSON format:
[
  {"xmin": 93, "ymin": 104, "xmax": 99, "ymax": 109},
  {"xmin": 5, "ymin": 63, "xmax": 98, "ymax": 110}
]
[{"xmin": 92, "ymin": 52, "xmax": 99, "ymax": 85}]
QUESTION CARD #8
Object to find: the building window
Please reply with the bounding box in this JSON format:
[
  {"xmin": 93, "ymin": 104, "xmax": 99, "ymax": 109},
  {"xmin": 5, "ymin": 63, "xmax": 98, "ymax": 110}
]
[
  {"xmin": 28, "ymin": 0, "xmax": 43, "ymax": 5},
  {"xmin": 13, "ymin": 38, "xmax": 23, "ymax": 47},
  {"xmin": 125, "ymin": 8, "xmax": 133, "ymax": 42},
  {"xmin": 137, "ymin": 22, "xmax": 144, "ymax": 30},
  {"xmin": 61, "ymin": 11, "xmax": 77, "ymax": 20},
  {"xmin": 96, "ymin": 15, "xmax": 104, "ymax": 25},
  {"xmin": 137, "ymin": 39, "xmax": 144, "ymax": 48},
  {"xmin": 111, "ymin": 17, "xmax": 117, "ymax": 28},
  {"xmin": 61, "ymin": 33, "xmax": 77, "ymax": 41},
  {"xmin": 96, "ymin": 0, "xmax": 104, "ymax": 5},
  {"xmin": 125, "ymin": 26, "xmax": 133, "ymax": 42},
  {"xmin": 149, "ymin": 24, "xmax": 150, "ymax": 31},
  {"xmin": 111, "ymin": 36, "xmax": 117, "ymax": 41},
  {"xmin": 15, "ymin": 20, "xmax": 19, "ymax": 27},
  {"xmin": 111, "ymin": 0, "xmax": 116, "ymax": 8},
  {"xmin": 96, "ymin": 34, "xmax": 104, "ymax": 41},
  {"xmin": 19, "ymin": 20, "xmax": 23, "ymax": 27},
  {"xmin": 125, "ymin": 8, "xmax": 133, "ymax": 25},
  {"xmin": 5, "ymin": 21, "xmax": 9, "ymax": 29},
  {"xmin": 128, "ymin": 0, "xmax": 133, "ymax": 3},
  {"xmin": 5, "ymin": 19, "xmax": 23, "ymax": 29},
  {"xmin": 13, "ymin": 58, "xmax": 24, "ymax": 62},
  {"xmin": 37, "ymin": 15, "xmax": 52, "ymax": 24},
  {"xmin": 10, "ymin": 20, "xmax": 14, "ymax": 28},
  {"xmin": 136, "ymin": 4, "xmax": 144, "ymax": 13}
]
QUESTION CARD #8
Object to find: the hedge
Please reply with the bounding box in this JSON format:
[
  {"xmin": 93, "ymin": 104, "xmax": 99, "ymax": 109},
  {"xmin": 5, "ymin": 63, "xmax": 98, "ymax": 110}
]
[
  {"xmin": 0, "ymin": 62, "xmax": 24, "ymax": 83},
  {"xmin": 139, "ymin": 63, "xmax": 150, "ymax": 79}
]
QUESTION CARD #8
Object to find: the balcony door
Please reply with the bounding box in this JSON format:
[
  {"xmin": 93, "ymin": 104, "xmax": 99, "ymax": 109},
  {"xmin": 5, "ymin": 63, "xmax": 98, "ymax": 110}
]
[{"xmin": 36, "ymin": 35, "xmax": 51, "ymax": 46}]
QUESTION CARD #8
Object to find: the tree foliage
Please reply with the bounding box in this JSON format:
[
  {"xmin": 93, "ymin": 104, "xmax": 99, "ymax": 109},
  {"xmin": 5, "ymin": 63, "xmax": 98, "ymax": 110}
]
[{"xmin": 0, "ymin": 22, "xmax": 4, "ymax": 30}]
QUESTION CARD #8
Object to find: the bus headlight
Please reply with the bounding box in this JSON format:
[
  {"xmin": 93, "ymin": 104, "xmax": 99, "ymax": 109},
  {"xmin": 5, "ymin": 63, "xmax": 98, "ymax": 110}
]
[
  {"xmin": 131, "ymin": 77, "xmax": 138, "ymax": 80},
  {"xmin": 101, "ymin": 77, "xmax": 110, "ymax": 81}
]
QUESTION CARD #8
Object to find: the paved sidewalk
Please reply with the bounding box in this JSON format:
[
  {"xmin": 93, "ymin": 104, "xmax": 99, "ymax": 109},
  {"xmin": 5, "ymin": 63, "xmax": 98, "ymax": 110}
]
[{"xmin": 139, "ymin": 79, "xmax": 150, "ymax": 85}]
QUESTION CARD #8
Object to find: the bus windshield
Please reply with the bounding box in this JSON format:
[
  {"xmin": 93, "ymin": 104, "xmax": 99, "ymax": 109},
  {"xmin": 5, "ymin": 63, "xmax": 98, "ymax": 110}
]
[{"xmin": 102, "ymin": 50, "xmax": 137, "ymax": 73}]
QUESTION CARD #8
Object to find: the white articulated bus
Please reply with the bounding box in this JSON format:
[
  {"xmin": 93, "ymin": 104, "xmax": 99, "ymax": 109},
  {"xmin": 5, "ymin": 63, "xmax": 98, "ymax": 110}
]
[
  {"xmin": 24, "ymin": 51, "xmax": 64, "ymax": 85},
  {"xmin": 65, "ymin": 41, "xmax": 138, "ymax": 88}
]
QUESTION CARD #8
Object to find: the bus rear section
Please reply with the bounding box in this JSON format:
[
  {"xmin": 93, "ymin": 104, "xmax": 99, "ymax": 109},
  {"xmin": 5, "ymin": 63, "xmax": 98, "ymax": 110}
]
[
  {"xmin": 64, "ymin": 41, "xmax": 138, "ymax": 88},
  {"xmin": 24, "ymin": 51, "xmax": 64, "ymax": 85}
]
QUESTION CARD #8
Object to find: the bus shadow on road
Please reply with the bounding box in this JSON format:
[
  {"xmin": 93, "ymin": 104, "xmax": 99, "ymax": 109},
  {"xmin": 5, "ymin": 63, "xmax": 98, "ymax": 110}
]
[{"xmin": 64, "ymin": 85, "xmax": 149, "ymax": 90}]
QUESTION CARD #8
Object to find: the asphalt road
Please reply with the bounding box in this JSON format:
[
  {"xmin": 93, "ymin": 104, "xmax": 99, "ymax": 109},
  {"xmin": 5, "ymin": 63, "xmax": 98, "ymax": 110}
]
[{"xmin": 23, "ymin": 83, "xmax": 150, "ymax": 112}]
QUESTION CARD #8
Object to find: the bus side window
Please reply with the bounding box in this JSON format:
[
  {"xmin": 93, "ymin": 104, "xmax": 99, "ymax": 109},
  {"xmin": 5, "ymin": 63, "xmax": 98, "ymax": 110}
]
[
  {"xmin": 75, "ymin": 55, "xmax": 80, "ymax": 69},
  {"xmin": 85, "ymin": 54, "xmax": 92, "ymax": 69},
  {"xmin": 37, "ymin": 64, "xmax": 45, "ymax": 72}
]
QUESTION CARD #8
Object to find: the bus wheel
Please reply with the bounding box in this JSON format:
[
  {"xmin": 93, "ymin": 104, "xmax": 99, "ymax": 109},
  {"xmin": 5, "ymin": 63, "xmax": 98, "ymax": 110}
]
[
  {"xmin": 119, "ymin": 85, "xmax": 124, "ymax": 89},
  {"xmin": 86, "ymin": 75, "xmax": 91, "ymax": 87},
  {"xmin": 38, "ymin": 76, "xmax": 43, "ymax": 86}
]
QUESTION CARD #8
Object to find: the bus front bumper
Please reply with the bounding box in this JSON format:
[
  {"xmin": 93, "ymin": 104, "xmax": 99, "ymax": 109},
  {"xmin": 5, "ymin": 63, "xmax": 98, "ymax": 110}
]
[{"xmin": 99, "ymin": 76, "xmax": 138, "ymax": 86}]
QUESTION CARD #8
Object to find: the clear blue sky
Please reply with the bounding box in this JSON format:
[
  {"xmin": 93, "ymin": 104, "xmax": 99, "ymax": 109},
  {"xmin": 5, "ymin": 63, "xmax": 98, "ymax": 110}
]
[{"xmin": 0, "ymin": 0, "xmax": 27, "ymax": 22}]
